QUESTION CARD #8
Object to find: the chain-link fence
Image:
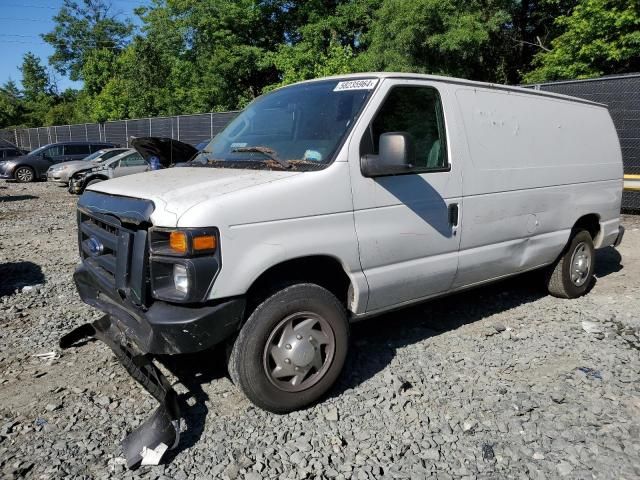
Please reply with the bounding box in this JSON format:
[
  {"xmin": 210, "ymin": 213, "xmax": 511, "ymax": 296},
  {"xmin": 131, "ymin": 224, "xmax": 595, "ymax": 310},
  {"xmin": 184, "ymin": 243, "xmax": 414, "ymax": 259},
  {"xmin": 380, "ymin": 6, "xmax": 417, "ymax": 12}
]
[
  {"xmin": 0, "ymin": 111, "xmax": 238, "ymax": 151},
  {"xmin": 525, "ymin": 73, "xmax": 640, "ymax": 211}
]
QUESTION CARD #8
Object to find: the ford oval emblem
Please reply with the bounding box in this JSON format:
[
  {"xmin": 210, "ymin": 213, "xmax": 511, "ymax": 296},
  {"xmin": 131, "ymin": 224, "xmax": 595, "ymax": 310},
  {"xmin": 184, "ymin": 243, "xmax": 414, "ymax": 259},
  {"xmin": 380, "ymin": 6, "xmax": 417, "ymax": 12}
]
[{"xmin": 87, "ymin": 236, "xmax": 104, "ymax": 256}]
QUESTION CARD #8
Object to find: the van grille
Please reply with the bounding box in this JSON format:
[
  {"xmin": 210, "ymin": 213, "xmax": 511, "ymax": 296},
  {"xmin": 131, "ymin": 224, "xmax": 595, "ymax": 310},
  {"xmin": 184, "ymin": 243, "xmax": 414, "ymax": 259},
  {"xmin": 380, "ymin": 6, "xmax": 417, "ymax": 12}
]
[{"xmin": 78, "ymin": 209, "xmax": 149, "ymax": 306}]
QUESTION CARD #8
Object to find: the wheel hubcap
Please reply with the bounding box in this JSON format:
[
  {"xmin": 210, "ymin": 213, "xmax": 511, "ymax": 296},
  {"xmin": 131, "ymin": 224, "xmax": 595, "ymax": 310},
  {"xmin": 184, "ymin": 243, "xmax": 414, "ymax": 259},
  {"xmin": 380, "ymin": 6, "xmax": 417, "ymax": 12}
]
[
  {"xmin": 570, "ymin": 242, "xmax": 591, "ymax": 287},
  {"xmin": 17, "ymin": 168, "xmax": 32, "ymax": 182},
  {"xmin": 263, "ymin": 312, "xmax": 335, "ymax": 392}
]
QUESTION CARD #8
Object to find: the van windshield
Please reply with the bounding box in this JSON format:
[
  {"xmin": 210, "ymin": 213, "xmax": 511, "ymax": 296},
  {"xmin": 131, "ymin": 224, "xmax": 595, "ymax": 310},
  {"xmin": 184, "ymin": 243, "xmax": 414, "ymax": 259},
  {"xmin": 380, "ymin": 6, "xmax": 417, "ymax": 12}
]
[{"xmin": 191, "ymin": 78, "xmax": 377, "ymax": 170}]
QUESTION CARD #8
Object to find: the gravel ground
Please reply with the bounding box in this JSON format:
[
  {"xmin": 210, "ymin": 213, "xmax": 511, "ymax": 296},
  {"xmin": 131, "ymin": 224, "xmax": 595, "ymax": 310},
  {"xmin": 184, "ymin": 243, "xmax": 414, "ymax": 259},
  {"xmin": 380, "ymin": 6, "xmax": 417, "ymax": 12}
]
[{"xmin": 1, "ymin": 181, "xmax": 639, "ymax": 480}]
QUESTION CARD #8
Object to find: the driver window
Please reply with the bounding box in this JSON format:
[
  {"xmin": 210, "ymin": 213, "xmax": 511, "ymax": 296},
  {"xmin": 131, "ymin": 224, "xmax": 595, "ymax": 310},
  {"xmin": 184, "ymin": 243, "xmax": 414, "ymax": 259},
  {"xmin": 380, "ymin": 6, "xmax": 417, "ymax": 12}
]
[{"xmin": 362, "ymin": 86, "xmax": 448, "ymax": 172}]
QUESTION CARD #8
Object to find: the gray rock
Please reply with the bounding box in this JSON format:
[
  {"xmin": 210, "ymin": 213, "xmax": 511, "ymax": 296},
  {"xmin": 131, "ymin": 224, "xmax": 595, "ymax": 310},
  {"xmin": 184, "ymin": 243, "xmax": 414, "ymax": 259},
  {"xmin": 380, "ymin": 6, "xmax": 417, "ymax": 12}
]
[
  {"xmin": 581, "ymin": 320, "xmax": 603, "ymax": 335},
  {"xmin": 325, "ymin": 407, "xmax": 339, "ymax": 422}
]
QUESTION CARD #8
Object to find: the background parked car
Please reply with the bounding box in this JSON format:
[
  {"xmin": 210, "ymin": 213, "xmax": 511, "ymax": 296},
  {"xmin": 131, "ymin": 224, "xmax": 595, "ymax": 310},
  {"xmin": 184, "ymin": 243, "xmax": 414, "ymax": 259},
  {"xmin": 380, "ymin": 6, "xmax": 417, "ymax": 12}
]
[
  {"xmin": 0, "ymin": 141, "xmax": 117, "ymax": 183},
  {"xmin": 47, "ymin": 148, "xmax": 129, "ymax": 184},
  {"xmin": 68, "ymin": 149, "xmax": 149, "ymax": 194},
  {"xmin": 0, "ymin": 146, "xmax": 28, "ymax": 160}
]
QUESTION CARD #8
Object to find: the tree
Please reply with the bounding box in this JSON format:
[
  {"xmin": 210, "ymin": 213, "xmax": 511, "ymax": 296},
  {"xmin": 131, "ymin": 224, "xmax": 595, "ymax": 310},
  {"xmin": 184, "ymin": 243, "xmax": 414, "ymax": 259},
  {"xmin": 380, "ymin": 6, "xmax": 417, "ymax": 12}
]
[
  {"xmin": 0, "ymin": 81, "xmax": 25, "ymax": 128},
  {"xmin": 18, "ymin": 53, "xmax": 57, "ymax": 126},
  {"xmin": 523, "ymin": 0, "xmax": 640, "ymax": 82},
  {"xmin": 358, "ymin": 0, "xmax": 512, "ymax": 82},
  {"xmin": 266, "ymin": 0, "xmax": 381, "ymax": 88},
  {"xmin": 20, "ymin": 52, "xmax": 52, "ymax": 101},
  {"xmin": 89, "ymin": 38, "xmax": 172, "ymax": 120},
  {"xmin": 43, "ymin": 0, "xmax": 133, "ymax": 81}
]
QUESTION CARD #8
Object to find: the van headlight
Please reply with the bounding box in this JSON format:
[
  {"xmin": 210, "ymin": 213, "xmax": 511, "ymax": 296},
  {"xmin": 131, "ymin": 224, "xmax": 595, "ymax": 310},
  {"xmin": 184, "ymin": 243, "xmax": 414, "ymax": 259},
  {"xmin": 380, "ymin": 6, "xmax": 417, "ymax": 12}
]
[
  {"xmin": 173, "ymin": 264, "xmax": 189, "ymax": 294},
  {"xmin": 148, "ymin": 227, "xmax": 221, "ymax": 303}
]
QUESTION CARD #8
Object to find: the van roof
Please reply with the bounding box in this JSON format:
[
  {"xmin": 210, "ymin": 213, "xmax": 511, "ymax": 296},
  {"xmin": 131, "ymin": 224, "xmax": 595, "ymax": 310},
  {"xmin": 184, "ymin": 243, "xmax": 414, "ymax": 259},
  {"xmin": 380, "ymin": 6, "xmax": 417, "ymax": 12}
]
[{"xmin": 294, "ymin": 72, "xmax": 606, "ymax": 108}]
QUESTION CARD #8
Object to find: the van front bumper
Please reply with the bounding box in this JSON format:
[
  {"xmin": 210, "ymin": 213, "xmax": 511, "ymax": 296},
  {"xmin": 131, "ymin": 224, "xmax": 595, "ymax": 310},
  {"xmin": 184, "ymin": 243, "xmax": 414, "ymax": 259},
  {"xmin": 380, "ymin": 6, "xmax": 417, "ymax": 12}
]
[
  {"xmin": 613, "ymin": 225, "xmax": 625, "ymax": 247},
  {"xmin": 72, "ymin": 264, "xmax": 245, "ymax": 355},
  {"xmin": 61, "ymin": 265, "xmax": 246, "ymax": 468}
]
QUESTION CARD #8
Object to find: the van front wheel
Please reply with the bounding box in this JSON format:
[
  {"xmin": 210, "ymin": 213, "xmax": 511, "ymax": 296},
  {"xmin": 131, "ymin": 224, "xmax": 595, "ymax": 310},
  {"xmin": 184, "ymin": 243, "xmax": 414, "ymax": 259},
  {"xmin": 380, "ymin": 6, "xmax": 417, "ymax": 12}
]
[
  {"xmin": 228, "ymin": 283, "xmax": 349, "ymax": 413},
  {"xmin": 546, "ymin": 230, "xmax": 595, "ymax": 299}
]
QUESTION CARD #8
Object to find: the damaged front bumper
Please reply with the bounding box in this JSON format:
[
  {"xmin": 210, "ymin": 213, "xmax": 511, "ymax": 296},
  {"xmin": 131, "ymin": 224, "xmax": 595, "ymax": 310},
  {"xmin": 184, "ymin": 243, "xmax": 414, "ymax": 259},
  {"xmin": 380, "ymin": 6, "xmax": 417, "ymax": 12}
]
[
  {"xmin": 62, "ymin": 266, "xmax": 245, "ymax": 468},
  {"xmin": 60, "ymin": 315, "xmax": 181, "ymax": 469}
]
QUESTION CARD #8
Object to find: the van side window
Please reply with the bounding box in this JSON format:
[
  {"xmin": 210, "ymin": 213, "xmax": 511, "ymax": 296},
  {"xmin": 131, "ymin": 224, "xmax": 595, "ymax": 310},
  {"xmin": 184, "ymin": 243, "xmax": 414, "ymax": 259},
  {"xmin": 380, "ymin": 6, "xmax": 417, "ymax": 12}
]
[{"xmin": 364, "ymin": 86, "xmax": 448, "ymax": 172}]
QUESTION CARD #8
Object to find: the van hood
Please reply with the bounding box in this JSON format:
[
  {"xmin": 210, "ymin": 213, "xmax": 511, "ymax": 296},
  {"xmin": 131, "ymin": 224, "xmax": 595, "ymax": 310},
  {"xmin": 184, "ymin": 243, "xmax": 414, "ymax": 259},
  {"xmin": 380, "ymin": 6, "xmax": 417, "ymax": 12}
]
[{"xmin": 87, "ymin": 166, "xmax": 301, "ymax": 224}]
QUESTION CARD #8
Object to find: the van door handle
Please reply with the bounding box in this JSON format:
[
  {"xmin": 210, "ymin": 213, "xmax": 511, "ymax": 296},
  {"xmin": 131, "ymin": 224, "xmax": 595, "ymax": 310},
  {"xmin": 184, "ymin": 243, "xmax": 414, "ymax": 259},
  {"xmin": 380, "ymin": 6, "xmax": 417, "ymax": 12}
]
[{"xmin": 448, "ymin": 203, "xmax": 459, "ymax": 227}]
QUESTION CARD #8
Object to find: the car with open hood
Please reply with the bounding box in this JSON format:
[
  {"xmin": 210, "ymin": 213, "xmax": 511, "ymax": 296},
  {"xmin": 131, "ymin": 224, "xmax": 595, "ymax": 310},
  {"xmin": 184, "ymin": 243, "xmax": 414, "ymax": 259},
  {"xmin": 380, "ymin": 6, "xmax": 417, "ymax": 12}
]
[
  {"xmin": 0, "ymin": 146, "xmax": 28, "ymax": 160},
  {"xmin": 67, "ymin": 138, "xmax": 197, "ymax": 194},
  {"xmin": 68, "ymin": 149, "xmax": 148, "ymax": 194}
]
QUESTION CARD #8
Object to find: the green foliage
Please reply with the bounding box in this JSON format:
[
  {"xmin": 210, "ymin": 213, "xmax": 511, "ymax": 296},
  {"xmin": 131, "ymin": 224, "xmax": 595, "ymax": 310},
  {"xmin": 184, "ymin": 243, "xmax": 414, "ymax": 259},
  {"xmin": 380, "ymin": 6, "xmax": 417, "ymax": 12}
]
[
  {"xmin": 43, "ymin": 0, "xmax": 133, "ymax": 81},
  {"xmin": 0, "ymin": 81, "xmax": 25, "ymax": 128},
  {"xmin": 524, "ymin": 0, "xmax": 640, "ymax": 82},
  {"xmin": 358, "ymin": 0, "xmax": 511, "ymax": 81},
  {"xmin": 20, "ymin": 53, "xmax": 52, "ymax": 101},
  {"xmin": 1, "ymin": 0, "xmax": 639, "ymax": 130},
  {"xmin": 267, "ymin": 0, "xmax": 381, "ymax": 88}
]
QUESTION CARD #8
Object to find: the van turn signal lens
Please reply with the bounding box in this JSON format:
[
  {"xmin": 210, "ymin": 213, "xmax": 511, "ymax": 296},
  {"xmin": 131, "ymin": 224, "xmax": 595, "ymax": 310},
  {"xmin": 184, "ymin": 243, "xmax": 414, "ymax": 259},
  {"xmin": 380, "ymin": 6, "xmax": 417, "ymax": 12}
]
[
  {"xmin": 169, "ymin": 231, "xmax": 188, "ymax": 254},
  {"xmin": 193, "ymin": 234, "xmax": 216, "ymax": 251}
]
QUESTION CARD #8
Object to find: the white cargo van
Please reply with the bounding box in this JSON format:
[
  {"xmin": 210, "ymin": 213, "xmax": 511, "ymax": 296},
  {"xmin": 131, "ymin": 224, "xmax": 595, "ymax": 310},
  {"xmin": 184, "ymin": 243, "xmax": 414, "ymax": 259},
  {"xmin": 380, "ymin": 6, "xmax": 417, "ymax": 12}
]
[{"xmin": 62, "ymin": 73, "xmax": 624, "ymax": 466}]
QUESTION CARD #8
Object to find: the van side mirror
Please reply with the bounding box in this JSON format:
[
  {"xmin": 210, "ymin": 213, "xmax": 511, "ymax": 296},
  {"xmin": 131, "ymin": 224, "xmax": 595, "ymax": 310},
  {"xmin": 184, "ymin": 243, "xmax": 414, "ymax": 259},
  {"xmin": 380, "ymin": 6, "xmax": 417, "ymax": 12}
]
[{"xmin": 360, "ymin": 132, "xmax": 415, "ymax": 177}]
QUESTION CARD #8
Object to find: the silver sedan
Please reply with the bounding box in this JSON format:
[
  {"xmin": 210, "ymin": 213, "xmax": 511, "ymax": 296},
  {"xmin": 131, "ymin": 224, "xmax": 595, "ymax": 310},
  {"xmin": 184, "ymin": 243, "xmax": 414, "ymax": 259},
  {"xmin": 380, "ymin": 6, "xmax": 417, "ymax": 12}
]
[{"xmin": 47, "ymin": 148, "xmax": 129, "ymax": 184}]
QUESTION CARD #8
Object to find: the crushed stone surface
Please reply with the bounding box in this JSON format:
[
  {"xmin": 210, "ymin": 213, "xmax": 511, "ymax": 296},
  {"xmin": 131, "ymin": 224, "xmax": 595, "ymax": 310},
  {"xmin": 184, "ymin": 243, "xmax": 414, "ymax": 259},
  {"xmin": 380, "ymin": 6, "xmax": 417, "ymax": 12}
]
[{"xmin": 1, "ymin": 181, "xmax": 639, "ymax": 479}]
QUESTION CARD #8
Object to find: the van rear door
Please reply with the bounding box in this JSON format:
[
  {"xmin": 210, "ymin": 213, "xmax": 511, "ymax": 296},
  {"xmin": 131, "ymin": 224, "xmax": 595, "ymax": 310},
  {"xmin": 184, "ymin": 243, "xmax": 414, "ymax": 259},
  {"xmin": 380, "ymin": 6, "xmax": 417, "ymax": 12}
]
[{"xmin": 349, "ymin": 79, "xmax": 463, "ymax": 312}]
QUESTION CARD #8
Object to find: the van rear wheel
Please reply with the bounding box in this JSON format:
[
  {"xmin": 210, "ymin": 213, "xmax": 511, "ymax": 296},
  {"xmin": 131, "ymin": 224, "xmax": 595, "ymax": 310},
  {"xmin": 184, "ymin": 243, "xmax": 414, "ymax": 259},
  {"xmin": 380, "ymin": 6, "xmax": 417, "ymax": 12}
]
[
  {"xmin": 228, "ymin": 283, "xmax": 349, "ymax": 413},
  {"xmin": 545, "ymin": 230, "xmax": 595, "ymax": 299}
]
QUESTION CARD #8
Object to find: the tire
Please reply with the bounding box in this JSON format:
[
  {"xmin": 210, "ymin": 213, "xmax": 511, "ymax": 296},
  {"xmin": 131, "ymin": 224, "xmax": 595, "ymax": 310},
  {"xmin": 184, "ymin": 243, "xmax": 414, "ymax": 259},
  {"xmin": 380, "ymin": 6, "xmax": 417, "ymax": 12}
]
[
  {"xmin": 545, "ymin": 230, "xmax": 595, "ymax": 299},
  {"xmin": 228, "ymin": 283, "xmax": 349, "ymax": 413},
  {"xmin": 14, "ymin": 166, "xmax": 35, "ymax": 183}
]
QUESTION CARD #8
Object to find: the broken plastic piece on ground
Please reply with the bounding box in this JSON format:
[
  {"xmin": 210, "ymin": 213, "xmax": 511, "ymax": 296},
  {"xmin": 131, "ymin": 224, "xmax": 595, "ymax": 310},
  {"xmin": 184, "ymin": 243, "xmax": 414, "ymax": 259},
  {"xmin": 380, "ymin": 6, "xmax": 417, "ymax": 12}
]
[
  {"xmin": 140, "ymin": 443, "xmax": 169, "ymax": 466},
  {"xmin": 33, "ymin": 351, "xmax": 57, "ymax": 360},
  {"xmin": 123, "ymin": 403, "xmax": 180, "ymax": 468},
  {"xmin": 577, "ymin": 367, "xmax": 603, "ymax": 380},
  {"xmin": 60, "ymin": 316, "xmax": 182, "ymax": 470}
]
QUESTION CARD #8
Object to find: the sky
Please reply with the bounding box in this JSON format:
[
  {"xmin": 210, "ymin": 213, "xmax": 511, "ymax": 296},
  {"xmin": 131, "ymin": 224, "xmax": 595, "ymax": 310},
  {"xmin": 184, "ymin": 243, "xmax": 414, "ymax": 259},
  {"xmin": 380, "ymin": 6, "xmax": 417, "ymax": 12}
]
[{"xmin": 0, "ymin": 0, "xmax": 144, "ymax": 91}]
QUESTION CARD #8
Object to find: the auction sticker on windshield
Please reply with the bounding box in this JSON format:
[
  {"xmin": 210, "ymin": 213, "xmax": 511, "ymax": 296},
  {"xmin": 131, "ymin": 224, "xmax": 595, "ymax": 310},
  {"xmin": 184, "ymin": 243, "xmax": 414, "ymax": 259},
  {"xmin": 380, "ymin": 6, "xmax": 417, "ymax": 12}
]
[{"xmin": 334, "ymin": 79, "xmax": 378, "ymax": 92}]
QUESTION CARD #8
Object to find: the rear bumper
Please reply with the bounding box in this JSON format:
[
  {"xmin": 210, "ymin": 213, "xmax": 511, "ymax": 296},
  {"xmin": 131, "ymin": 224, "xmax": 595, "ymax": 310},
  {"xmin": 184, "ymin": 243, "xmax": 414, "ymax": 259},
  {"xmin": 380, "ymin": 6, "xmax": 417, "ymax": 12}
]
[{"xmin": 74, "ymin": 264, "xmax": 245, "ymax": 355}]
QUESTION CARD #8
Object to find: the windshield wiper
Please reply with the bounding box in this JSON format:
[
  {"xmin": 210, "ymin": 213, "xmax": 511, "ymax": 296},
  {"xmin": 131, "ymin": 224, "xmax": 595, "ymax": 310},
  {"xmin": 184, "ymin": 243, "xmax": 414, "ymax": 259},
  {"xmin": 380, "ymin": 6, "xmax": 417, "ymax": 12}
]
[{"xmin": 231, "ymin": 146, "xmax": 291, "ymax": 169}]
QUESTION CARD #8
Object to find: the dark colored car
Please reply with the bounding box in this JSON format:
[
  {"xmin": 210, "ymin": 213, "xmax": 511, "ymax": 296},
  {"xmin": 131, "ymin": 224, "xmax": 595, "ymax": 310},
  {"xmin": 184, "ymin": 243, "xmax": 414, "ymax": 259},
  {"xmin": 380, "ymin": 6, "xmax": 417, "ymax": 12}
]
[
  {"xmin": 0, "ymin": 146, "xmax": 28, "ymax": 160},
  {"xmin": 0, "ymin": 141, "xmax": 117, "ymax": 183}
]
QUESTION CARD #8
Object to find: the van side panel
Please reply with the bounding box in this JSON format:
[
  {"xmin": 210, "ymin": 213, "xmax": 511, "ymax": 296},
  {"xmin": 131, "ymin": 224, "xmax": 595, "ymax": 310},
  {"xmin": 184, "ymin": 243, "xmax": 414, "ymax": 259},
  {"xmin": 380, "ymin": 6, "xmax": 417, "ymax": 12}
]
[
  {"xmin": 177, "ymin": 162, "xmax": 370, "ymax": 313},
  {"xmin": 453, "ymin": 88, "xmax": 622, "ymax": 288}
]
